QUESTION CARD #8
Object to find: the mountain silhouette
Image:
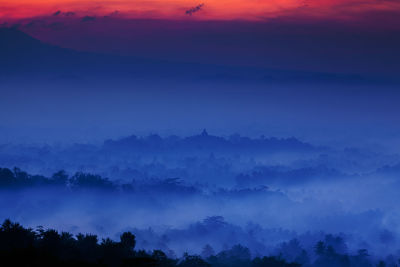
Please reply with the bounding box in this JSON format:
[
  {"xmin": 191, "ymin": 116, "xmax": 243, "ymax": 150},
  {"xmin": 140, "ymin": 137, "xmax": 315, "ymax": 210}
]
[
  {"xmin": 0, "ymin": 27, "xmax": 80, "ymax": 71},
  {"xmin": 0, "ymin": 27, "xmax": 246, "ymax": 81},
  {"xmin": 0, "ymin": 27, "xmax": 380, "ymax": 83}
]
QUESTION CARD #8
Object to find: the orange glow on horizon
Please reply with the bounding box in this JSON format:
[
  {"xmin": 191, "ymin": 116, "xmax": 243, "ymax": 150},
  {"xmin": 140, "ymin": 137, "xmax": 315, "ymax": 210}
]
[{"xmin": 0, "ymin": 0, "xmax": 399, "ymax": 21}]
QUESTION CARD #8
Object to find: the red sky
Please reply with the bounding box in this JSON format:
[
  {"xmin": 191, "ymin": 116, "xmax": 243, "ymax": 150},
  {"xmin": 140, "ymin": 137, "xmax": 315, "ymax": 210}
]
[
  {"xmin": 1, "ymin": 0, "xmax": 399, "ymax": 75},
  {"xmin": 1, "ymin": 0, "xmax": 400, "ymax": 21}
]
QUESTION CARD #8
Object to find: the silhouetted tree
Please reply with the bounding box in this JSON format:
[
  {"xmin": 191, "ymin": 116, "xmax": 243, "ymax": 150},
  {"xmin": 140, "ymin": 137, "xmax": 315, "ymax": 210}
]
[
  {"xmin": 179, "ymin": 253, "xmax": 210, "ymax": 267},
  {"xmin": 314, "ymin": 241, "xmax": 325, "ymax": 256},
  {"xmin": 51, "ymin": 170, "xmax": 69, "ymax": 185}
]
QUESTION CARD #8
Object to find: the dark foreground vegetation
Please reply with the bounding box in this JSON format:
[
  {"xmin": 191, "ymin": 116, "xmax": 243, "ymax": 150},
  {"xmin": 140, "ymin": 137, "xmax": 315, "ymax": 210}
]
[
  {"xmin": 0, "ymin": 219, "xmax": 299, "ymax": 267},
  {"xmin": 1, "ymin": 167, "xmax": 400, "ymax": 266},
  {"xmin": 1, "ymin": 219, "xmax": 400, "ymax": 267}
]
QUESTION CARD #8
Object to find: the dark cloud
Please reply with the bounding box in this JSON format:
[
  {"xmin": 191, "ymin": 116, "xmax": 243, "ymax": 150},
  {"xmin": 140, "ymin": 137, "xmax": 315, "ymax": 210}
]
[
  {"xmin": 52, "ymin": 10, "xmax": 75, "ymax": 17},
  {"xmin": 186, "ymin": 3, "xmax": 204, "ymax": 16},
  {"xmin": 81, "ymin": 16, "xmax": 96, "ymax": 22}
]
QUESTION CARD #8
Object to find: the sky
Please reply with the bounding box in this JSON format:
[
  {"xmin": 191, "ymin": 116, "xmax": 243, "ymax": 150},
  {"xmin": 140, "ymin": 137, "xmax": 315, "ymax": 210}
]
[{"xmin": 1, "ymin": 0, "xmax": 400, "ymax": 22}]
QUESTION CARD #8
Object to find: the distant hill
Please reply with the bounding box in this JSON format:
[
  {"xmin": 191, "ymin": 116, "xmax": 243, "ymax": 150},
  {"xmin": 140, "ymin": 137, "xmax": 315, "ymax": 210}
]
[
  {"xmin": 102, "ymin": 130, "xmax": 320, "ymax": 154},
  {"xmin": 0, "ymin": 27, "xmax": 381, "ymax": 84},
  {"xmin": 0, "ymin": 27, "xmax": 80, "ymax": 73}
]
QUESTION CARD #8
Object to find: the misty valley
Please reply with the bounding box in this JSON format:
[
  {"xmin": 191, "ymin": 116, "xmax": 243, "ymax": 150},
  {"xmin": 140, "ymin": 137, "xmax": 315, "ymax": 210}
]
[{"xmin": 1, "ymin": 131, "xmax": 400, "ymax": 266}]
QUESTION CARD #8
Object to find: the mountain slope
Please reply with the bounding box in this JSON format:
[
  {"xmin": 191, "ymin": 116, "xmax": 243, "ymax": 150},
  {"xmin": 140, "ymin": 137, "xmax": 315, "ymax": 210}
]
[{"xmin": 0, "ymin": 27, "xmax": 385, "ymax": 84}]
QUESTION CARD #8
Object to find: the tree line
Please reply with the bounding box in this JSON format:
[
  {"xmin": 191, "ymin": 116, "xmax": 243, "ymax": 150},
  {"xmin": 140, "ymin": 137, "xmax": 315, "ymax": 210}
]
[{"xmin": 0, "ymin": 219, "xmax": 299, "ymax": 267}]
